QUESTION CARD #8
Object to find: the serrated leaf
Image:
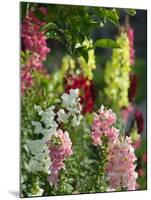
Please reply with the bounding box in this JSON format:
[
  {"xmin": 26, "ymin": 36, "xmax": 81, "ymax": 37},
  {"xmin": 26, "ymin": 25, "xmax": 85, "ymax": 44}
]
[
  {"xmin": 124, "ymin": 8, "xmax": 136, "ymax": 16},
  {"xmin": 40, "ymin": 22, "xmax": 57, "ymax": 32},
  {"xmin": 94, "ymin": 38, "xmax": 121, "ymax": 48}
]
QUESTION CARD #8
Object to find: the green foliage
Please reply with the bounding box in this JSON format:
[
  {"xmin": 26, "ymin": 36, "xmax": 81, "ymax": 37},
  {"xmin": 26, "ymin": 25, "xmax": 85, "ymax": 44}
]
[
  {"xmin": 124, "ymin": 8, "xmax": 136, "ymax": 16},
  {"xmin": 94, "ymin": 38, "xmax": 121, "ymax": 48},
  {"xmin": 61, "ymin": 39, "xmax": 96, "ymax": 80},
  {"xmin": 20, "ymin": 2, "xmax": 30, "ymax": 20},
  {"xmin": 20, "ymin": 3, "xmax": 135, "ymax": 61},
  {"xmin": 99, "ymin": 8, "xmax": 120, "ymax": 27},
  {"xmin": 132, "ymin": 59, "xmax": 147, "ymax": 103},
  {"xmin": 40, "ymin": 22, "xmax": 57, "ymax": 31}
]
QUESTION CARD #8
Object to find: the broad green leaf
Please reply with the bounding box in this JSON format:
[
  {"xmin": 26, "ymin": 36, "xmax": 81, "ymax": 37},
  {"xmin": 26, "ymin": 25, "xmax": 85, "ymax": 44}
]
[
  {"xmin": 40, "ymin": 22, "xmax": 57, "ymax": 32},
  {"xmin": 124, "ymin": 8, "xmax": 136, "ymax": 16},
  {"xmin": 94, "ymin": 39, "xmax": 121, "ymax": 48}
]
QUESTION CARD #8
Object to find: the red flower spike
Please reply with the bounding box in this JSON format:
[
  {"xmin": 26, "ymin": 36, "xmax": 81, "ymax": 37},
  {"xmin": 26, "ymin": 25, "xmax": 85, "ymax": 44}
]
[{"xmin": 134, "ymin": 110, "xmax": 144, "ymax": 134}]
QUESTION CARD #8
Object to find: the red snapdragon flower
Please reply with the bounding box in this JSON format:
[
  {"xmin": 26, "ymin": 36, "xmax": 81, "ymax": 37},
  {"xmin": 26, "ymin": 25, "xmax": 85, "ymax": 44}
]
[
  {"xmin": 128, "ymin": 73, "xmax": 138, "ymax": 102},
  {"xmin": 134, "ymin": 110, "xmax": 144, "ymax": 134}
]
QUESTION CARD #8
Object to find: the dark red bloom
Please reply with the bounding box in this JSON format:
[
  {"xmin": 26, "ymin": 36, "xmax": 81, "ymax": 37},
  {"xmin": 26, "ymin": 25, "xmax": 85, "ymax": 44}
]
[
  {"xmin": 134, "ymin": 110, "xmax": 144, "ymax": 134},
  {"xmin": 128, "ymin": 73, "xmax": 138, "ymax": 102},
  {"xmin": 64, "ymin": 74, "xmax": 95, "ymax": 114}
]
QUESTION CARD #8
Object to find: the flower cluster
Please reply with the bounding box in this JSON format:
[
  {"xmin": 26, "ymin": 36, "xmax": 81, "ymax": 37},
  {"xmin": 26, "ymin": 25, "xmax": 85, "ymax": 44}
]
[
  {"xmin": 127, "ymin": 27, "xmax": 135, "ymax": 65},
  {"xmin": 64, "ymin": 74, "xmax": 95, "ymax": 114},
  {"xmin": 106, "ymin": 137, "xmax": 138, "ymax": 190},
  {"xmin": 104, "ymin": 33, "xmax": 131, "ymax": 109},
  {"xmin": 28, "ymin": 139, "xmax": 50, "ymax": 173},
  {"xmin": 61, "ymin": 88, "xmax": 83, "ymax": 125},
  {"xmin": 28, "ymin": 89, "xmax": 82, "ymax": 185},
  {"xmin": 91, "ymin": 105, "xmax": 138, "ymax": 191},
  {"xmin": 21, "ymin": 10, "xmax": 50, "ymax": 94},
  {"xmin": 21, "ymin": 69, "xmax": 33, "ymax": 94},
  {"xmin": 47, "ymin": 130, "xmax": 73, "ymax": 185},
  {"xmin": 91, "ymin": 105, "xmax": 118, "ymax": 146}
]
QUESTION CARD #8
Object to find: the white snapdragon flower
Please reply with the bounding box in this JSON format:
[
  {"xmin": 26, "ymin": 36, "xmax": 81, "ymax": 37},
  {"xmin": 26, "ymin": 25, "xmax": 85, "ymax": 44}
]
[
  {"xmin": 33, "ymin": 105, "xmax": 58, "ymax": 136},
  {"xmin": 60, "ymin": 89, "xmax": 83, "ymax": 127},
  {"xmin": 57, "ymin": 109, "xmax": 69, "ymax": 123},
  {"xmin": 40, "ymin": 106, "xmax": 56, "ymax": 128},
  {"xmin": 31, "ymin": 121, "xmax": 43, "ymax": 134},
  {"xmin": 28, "ymin": 140, "xmax": 49, "ymax": 158},
  {"xmin": 61, "ymin": 89, "xmax": 80, "ymax": 108},
  {"xmin": 34, "ymin": 105, "xmax": 43, "ymax": 115},
  {"xmin": 72, "ymin": 115, "xmax": 83, "ymax": 127},
  {"xmin": 28, "ymin": 140, "xmax": 50, "ymax": 173},
  {"xmin": 29, "ymin": 159, "xmax": 50, "ymax": 173},
  {"xmin": 67, "ymin": 107, "xmax": 81, "ymax": 115}
]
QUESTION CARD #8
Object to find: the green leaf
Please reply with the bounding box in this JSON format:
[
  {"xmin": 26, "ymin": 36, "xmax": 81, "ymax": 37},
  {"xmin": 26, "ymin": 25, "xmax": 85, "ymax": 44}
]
[
  {"xmin": 21, "ymin": 2, "xmax": 29, "ymax": 20},
  {"xmin": 94, "ymin": 38, "xmax": 121, "ymax": 48},
  {"xmin": 34, "ymin": 9, "xmax": 45, "ymax": 21},
  {"xmin": 100, "ymin": 8, "xmax": 120, "ymax": 27},
  {"xmin": 40, "ymin": 22, "xmax": 57, "ymax": 32},
  {"xmin": 77, "ymin": 47, "xmax": 89, "ymax": 63},
  {"xmin": 78, "ymin": 32, "xmax": 85, "ymax": 44},
  {"xmin": 124, "ymin": 8, "xmax": 136, "ymax": 16},
  {"xmin": 81, "ymin": 50, "xmax": 89, "ymax": 63}
]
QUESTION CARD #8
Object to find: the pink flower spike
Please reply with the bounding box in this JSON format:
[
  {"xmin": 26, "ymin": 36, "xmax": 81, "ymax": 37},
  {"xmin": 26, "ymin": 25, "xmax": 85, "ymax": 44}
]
[{"xmin": 47, "ymin": 129, "xmax": 73, "ymax": 185}]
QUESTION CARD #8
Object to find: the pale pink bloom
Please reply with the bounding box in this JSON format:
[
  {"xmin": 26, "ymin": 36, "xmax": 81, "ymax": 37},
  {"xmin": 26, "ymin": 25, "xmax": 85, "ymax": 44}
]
[
  {"xmin": 47, "ymin": 129, "xmax": 73, "ymax": 185},
  {"xmin": 132, "ymin": 137, "xmax": 141, "ymax": 149},
  {"xmin": 91, "ymin": 106, "xmax": 118, "ymax": 146},
  {"xmin": 21, "ymin": 68, "xmax": 33, "ymax": 94},
  {"xmin": 106, "ymin": 137, "xmax": 138, "ymax": 190},
  {"xmin": 121, "ymin": 104, "xmax": 134, "ymax": 123}
]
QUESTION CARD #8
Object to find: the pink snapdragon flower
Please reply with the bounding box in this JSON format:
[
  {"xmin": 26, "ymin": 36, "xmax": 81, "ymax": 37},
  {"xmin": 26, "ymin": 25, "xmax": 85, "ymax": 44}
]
[
  {"xmin": 127, "ymin": 27, "xmax": 135, "ymax": 65},
  {"xmin": 21, "ymin": 10, "xmax": 50, "ymax": 94},
  {"xmin": 91, "ymin": 105, "xmax": 118, "ymax": 146},
  {"xmin": 47, "ymin": 129, "xmax": 73, "ymax": 185},
  {"xmin": 121, "ymin": 104, "xmax": 134, "ymax": 123},
  {"xmin": 132, "ymin": 136, "xmax": 141, "ymax": 149},
  {"xmin": 22, "ymin": 11, "xmax": 50, "ymax": 69},
  {"xmin": 106, "ymin": 137, "xmax": 138, "ymax": 190},
  {"xmin": 21, "ymin": 67, "xmax": 33, "ymax": 94}
]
